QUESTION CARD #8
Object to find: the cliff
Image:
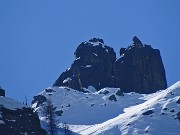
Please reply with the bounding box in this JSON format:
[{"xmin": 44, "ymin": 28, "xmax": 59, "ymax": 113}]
[
  {"xmin": 114, "ymin": 36, "xmax": 167, "ymax": 93},
  {"xmin": 54, "ymin": 38, "xmax": 116, "ymax": 91},
  {"xmin": 54, "ymin": 37, "xmax": 167, "ymax": 94}
]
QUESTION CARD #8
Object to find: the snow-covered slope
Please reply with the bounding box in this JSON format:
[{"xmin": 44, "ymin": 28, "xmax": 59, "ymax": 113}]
[
  {"xmin": 32, "ymin": 82, "xmax": 180, "ymax": 135},
  {"xmin": 0, "ymin": 96, "xmax": 26, "ymax": 110}
]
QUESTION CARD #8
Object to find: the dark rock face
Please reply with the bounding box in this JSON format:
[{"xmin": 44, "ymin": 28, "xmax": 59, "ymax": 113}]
[
  {"xmin": 116, "ymin": 89, "xmax": 124, "ymax": 96},
  {"xmin": 32, "ymin": 95, "xmax": 47, "ymax": 108},
  {"xmin": 142, "ymin": 110, "xmax": 154, "ymax": 115},
  {"xmin": 0, "ymin": 87, "xmax": 5, "ymax": 97},
  {"xmin": 108, "ymin": 94, "xmax": 117, "ymax": 101},
  {"xmin": 0, "ymin": 107, "xmax": 47, "ymax": 135},
  {"xmin": 54, "ymin": 38, "xmax": 116, "ymax": 90},
  {"xmin": 54, "ymin": 37, "xmax": 167, "ymax": 94},
  {"xmin": 132, "ymin": 36, "xmax": 143, "ymax": 46},
  {"xmin": 114, "ymin": 37, "xmax": 167, "ymax": 94}
]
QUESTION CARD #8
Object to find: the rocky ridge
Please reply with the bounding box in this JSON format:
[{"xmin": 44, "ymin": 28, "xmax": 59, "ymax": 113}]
[
  {"xmin": 0, "ymin": 96, "xmax": 46, "ymax": 135},
  {"xmin": 54, "ymin": 37, "xmax": 167, "ymax": 94}
]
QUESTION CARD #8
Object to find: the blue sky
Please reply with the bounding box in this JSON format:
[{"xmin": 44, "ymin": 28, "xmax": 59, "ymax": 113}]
[{"xmin": 0, "ymin": 0, "xmax": 180, "ymax": 102}]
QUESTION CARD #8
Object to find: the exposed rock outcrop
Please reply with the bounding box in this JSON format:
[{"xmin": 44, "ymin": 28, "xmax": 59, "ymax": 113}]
[
  {"xmin": 0, "ymin": 97, "xmax": 47, "ymax": 135},
  {"xmin": 54, "ymin": 37, "xmax": 167, "ymax": 94},
  {"xmin": 0, "ymin": 87, "xmax": 5, "ymax": 97},
  {"xmin": 114, "ymin": 37, "xmax": 167, "ymax": 93},
  {"xmin": 53, "ymin": 38, "xmax": 116, "ymax": 90}
]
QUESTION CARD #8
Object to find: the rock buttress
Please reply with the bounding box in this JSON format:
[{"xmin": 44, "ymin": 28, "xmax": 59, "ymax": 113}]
[
  {"xmin": 53, "ymin": 38, "xmax": 116, "ymax": 91},
  {"xmin": 113, "ymin": 37, "xmax": 167, "ymax": 93}
]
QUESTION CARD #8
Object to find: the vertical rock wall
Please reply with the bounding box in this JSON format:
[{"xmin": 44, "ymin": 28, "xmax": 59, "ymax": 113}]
[
  {"xmin": 114, "ymin": 37, "xmax": 167, "ymax": 93},
  {"xmin": 54, "ymin": 37, "xmax": 167, "ymax": 94}
]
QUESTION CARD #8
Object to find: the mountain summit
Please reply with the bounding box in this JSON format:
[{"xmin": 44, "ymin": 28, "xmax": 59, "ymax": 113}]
[
  {"xmin": 53, "ymin": 38, "xmax": 116, "ymax": 90},
  {"xmin": 114, "ymin": 37, "xmax": 167, "ymax": 93},
  {"xmin": 54, "ymin": 37, "xmax": 167, "ymax": 94}
]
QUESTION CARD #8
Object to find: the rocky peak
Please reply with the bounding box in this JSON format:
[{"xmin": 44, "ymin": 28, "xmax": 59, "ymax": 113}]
[
  {"xmin": 132, "ymin": 36, "xmax": 143, "ymax": 47},
  {"xmin": 114, "ymin": 37, "xmax": 167, "ymax": 93},
  {"xmin": 54, "ymin": 38, "xmax": 116, "ymax": 90},
  {"xmin": 74, "ymin": 38, "xmax": 115, "ymax": 64},
  {"xmin": 54, "ymin": 37, "xmax": 167, "ymax": 94},
  {"xmin": 120, "ymin": 37, "xmax": 153, "ymax": 56}
]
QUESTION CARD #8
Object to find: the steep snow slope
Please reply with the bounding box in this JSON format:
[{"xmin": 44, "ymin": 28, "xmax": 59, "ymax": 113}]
[{"xmin": 32, "ymin": 82, "xmax": 180, "ymax": 135}]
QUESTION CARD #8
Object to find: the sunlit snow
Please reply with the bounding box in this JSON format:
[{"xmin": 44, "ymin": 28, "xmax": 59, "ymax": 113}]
[{"xmin": 32, "ymin": 82, "xmax": 180, "ymax": 135}]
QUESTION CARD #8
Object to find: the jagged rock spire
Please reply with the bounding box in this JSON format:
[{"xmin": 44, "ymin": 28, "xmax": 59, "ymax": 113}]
[{"xmin": 133, "ymin": 36, "xmax": 143, "ymax": 46}]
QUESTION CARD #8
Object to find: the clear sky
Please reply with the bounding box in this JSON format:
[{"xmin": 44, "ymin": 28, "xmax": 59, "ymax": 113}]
[{"xmin": 0, "ymin": 0, "xmax": 180, "ymax": 103}]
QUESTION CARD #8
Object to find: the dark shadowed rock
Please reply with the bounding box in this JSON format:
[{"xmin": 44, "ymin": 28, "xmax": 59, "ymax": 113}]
[
  {"xmin": 176, "ymin": 97, "xmax": 180, "ymax": 104},
  {"xmin": 142, "ymin": 110, "xmax": 154, "ymax": 115},
  {"xmin": 55, "ymin": 110, "xmax": 63, "ymax": 116},
  {"xmin": 133, "ymin": 36, "xmax": 143, "ymax": 47},
  {"xmin": 116, "ymin": 89, "xmax": 124, "ymax": 96},
  {"xmin": 0, "ymin": 107, "xmax": 46, "ymax": 135},
  {"xmin": 99, "ymin": 90, "xmax": 110, "ymax": 95},
  {"xmin": 53, "ymin": 37, "xmax": 167, "ymax": 94},
  {"xmin": 114, "ymin": 37, "xmax": 167, "ymax": 94},
  {"xmin": 0, "ymin": 87, "xmax": 5, "ymax": 97},
  {"xmin": 170, "ymin": 109, "xmax": 175, "ymax": 112},
  {"xmin": 32, "ymin": 95, "xmax": 47, "ymax": 108},
  {"xmin": 108, "ymin": 94, "xmax": 117, "ymax": 101},
  {"xmin": 53, "ymin": 38, "xmax": 116, "ymax": 91}
]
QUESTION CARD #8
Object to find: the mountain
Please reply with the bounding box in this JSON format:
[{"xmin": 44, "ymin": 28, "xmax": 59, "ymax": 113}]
[
  {"xmin": 32, "ymin": 82, "xmax": 180, "ymax": 135},
  {"xmin": 0, "ymin": 96, "xmax": 46, "ymax": 135},
  {"xmin": 114, "ymin": 36, "xmax": 167, "ymax": 93},
  {"xmin": 53, "ymin": 37, "xmax": 167, "ymax": 94},
  {"xmin": 0, "ymin": 37, "xmax": 174, "ymax": 134},
  {"xmin": 53, "ymin": 38, "xmax": 116, "ymax": 91},
  {"xmin": 31, "ymin": 37, "xmax": 173, "ymax": 134}
]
